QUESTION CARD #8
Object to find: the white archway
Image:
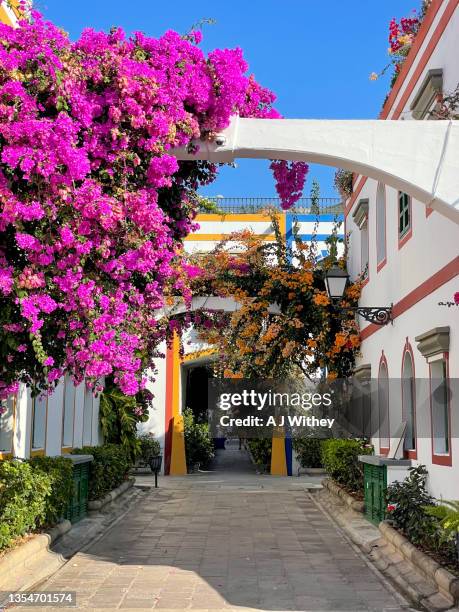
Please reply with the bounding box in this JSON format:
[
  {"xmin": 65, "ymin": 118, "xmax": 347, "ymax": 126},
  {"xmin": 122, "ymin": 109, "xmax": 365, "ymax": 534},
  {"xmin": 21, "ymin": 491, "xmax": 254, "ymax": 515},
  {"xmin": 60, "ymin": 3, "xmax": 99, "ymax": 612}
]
[{"xmin": 174, "ymin": 117, "xmax": 459, "ymax": 224}]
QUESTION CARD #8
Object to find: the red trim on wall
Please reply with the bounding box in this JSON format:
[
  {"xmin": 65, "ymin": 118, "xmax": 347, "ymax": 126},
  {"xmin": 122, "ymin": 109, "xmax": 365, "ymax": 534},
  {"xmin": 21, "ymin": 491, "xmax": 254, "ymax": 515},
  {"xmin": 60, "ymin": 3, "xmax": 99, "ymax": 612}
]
[
  {"xmin": 344, "ymin": 177, "xmax": 367, "ymax": 218},
  {"xmin": 379, "ymin": 352, "xmax": 390, "ymax": 456},
  {"xmin": 345, "ymin": 1, "xmax": 457, "ymax": 217},
  {"xmin": 430, "ymin": 352, "xmax": 453, "ymax": 466},
  {"xmin": 402, "ymin": 339, "xmax": 418, "ymax": 460},
  {"xmin": 360, "ymin": 256, "xmax": 459, "ymax": 342},
  {"xmin": 380, "ymin": 0, "xmax": 456, "ymax": 120},
  {"xmin": 164, "ymin": 342, "xmax": 174, "ymax": 475},
  {"xmin": 398, "ymin": 228, "xmax": 413, "ymax": 250}
]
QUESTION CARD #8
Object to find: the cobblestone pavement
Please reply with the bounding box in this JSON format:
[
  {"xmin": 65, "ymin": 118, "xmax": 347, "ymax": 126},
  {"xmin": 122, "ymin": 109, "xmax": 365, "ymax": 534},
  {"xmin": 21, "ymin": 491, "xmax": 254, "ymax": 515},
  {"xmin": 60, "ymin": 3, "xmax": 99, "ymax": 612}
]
[{"xmin": 31, "ymin": 446, "xmax": 413, "ymax": 611}]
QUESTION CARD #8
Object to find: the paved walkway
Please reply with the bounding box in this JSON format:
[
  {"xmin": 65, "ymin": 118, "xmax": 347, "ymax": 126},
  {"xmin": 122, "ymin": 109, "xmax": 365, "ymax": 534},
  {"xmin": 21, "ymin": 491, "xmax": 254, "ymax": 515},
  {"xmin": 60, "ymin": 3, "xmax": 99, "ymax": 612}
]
[{"xmin": 36, "ymin": 446, "xmax": 411, "ymax": 611}]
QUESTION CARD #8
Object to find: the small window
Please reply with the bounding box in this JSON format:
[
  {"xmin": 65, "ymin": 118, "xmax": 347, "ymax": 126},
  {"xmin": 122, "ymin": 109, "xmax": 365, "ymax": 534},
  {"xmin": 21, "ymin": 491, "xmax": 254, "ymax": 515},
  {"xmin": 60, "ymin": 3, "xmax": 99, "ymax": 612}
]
[
  {"xmin": 431, "ymin": 359, "xmax": 449, "ymax": 456},
  {"xmin": 32, "ymin": 394, "xmax": 47, "ymax": 450},
  {"xmin": 376, "ymin": 183, "xmax": 386, "ymax": 266},
  {"xmin": 62, "ymin": 375, "xmax": 75, "ymax": 448},
  {"xmin": 0, "ymin": 396, "xmax": 15, "ymax": 453},
  {"xmin": 399, "ymin": 192, "xmax": 411, "ymax": 238},
  {"xmin": 402, "ymin": 350, "xmax": 416, "ymax": 452},
  {"xmin": 360, "ymin": 217, "xmax": 369, "ymax": 278}
]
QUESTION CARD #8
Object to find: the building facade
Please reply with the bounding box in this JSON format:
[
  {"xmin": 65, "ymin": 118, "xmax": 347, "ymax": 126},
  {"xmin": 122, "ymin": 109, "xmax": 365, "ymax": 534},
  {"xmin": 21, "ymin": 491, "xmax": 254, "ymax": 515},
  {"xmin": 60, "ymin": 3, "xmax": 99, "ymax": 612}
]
[{"xmin": 345, "ymin": 0, "xmax": 459, "ymax": 498}]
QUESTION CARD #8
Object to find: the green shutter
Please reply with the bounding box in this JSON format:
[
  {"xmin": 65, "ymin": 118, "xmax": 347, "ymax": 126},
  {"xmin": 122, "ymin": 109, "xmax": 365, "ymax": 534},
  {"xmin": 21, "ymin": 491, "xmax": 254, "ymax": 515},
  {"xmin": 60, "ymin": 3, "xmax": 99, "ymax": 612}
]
[{"xmin": 363, "ymin": 463, "xmax": 387, "ymax": 525}]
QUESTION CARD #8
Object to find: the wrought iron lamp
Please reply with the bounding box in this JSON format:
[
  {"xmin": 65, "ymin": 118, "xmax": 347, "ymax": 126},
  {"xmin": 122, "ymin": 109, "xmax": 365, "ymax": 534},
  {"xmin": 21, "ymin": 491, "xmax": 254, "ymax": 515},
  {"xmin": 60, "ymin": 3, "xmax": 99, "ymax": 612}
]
[{"xmin": 324, "ymin": 265, "xmax": 392, "ymax": 326}]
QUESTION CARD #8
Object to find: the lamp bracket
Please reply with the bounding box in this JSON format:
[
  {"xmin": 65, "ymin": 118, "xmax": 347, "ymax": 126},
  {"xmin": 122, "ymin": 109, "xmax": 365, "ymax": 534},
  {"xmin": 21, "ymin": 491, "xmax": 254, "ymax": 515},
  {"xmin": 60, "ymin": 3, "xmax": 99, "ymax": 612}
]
[{"xmin": 342, "ymin": 305, "xmax": 393, "ymax": 326}]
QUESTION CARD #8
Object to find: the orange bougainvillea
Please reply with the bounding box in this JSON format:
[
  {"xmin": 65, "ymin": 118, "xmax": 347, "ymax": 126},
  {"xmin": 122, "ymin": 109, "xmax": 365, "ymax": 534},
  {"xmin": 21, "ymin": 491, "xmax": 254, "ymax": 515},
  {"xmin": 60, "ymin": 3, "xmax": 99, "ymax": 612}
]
[{"xmin": 188, "ymin": 212, "xmax": 363, "ymax": 380}]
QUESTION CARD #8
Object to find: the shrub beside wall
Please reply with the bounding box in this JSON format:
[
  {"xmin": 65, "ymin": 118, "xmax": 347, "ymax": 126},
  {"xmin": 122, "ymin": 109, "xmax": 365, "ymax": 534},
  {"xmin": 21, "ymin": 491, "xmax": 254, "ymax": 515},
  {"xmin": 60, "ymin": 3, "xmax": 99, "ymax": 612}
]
[
  {"xmin": 28, "ymin": 456, "xmax": 73, "ymax": 527},
  {"xmin": 293, "ymin": 438, "xmax": 324, "ymax": 468},
  {"xmin": 247, "ymin": 438, "xmax": 272, "ymax": 471},
  {"xmin": 0, "ymin": 456, "xmax": 73, "ymax": 552},
  {"xmin": 72, "ymin": 444, "xmax": 132, "ymax": 501},
  {"xmin": 321, "ymin": 438, "xmax": 373, "ymax": 494},
  {"xmin": 183, "ymin": 408, "xmax": 214, "ymax": 472}
]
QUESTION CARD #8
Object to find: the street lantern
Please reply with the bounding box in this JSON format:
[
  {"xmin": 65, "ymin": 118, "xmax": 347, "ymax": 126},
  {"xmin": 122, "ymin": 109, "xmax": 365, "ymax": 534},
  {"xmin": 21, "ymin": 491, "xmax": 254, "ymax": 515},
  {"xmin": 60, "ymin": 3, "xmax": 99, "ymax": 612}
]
[
  {"xmin": 324, "ymin": 265, "xmax": 392, "ymax": 326},
  {"xmin": 324, "ymin": 265, "xmax": 349, "ymax": 300}
]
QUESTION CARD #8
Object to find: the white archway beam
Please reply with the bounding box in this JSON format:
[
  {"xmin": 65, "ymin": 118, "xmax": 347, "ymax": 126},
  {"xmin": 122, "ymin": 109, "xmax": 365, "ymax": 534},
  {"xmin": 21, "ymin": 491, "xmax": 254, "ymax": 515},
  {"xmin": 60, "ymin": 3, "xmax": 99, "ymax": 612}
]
[{"xmin": 174, "ymin": 117, "xmax": 459, "ymax": 224}]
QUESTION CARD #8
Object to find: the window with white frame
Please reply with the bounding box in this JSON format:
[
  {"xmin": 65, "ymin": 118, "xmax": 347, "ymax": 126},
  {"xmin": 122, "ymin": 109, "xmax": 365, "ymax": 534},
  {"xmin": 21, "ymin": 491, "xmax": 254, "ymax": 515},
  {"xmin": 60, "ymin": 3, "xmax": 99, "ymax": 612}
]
[
  {"xmin": 0, "ymin": 396, "xmax": 15, "ymax": 453},
  {"xmin": 402, "ymin": 350, "xmax": 416, "ymax": 452},
  {"xmin": 376, "ymin": 183, "xmax": 386, "ymax": 265},
  {"xmin": 398, "ymin": 192, "xmax": 411, "ymax": 238},
  {"xmin": 32, "ymin": 394, "xmax": 47, "ymax": 450},
  {"xmin": 62, "ymin": 375, "xmax": 75, "ymax": 448},
  {"xmin": 430, "ymin": 358, "xmax": 449, "ymax": 456}
]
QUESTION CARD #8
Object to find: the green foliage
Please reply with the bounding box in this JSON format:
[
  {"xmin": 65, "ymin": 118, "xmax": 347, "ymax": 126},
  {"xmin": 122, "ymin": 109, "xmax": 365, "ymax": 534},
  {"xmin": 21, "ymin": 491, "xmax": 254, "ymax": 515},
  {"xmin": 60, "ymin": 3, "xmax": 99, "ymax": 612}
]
[
  {"xmin": 28, "ymin": 456, "xmax": 73, "ymax": 527},
  {"xmin": 321, "ymin": 438, "xmax": 372, "ymax": 493},
  {"xmin": 0, "ymin": 460, "xmax": 51, "ymax": 551},
  {"xmin": 137, "ymin": 432, "xmax": 161, "ymax": 465},
  {"xmin": 247, "ymin": 438, "xmax": 272, "ymax": 471},
  {"xmin": 386, "ymin": 465, "xmax": 436, "ymax": 546},
  {"xmin": 309, "ymin": 179, "xmax": 321, "ymax": 214},
  {"xmin": 99, "ymin": 381, "xmax": 150, "ymax": 462},
  {"xmin": 195, "ymin": 195, "xmax": 224, "ymax": 214},
  {"xmin": 72, "ymin": 444, "xmax": 132, "ymax": 501},
  {"xmin": 424, "ymin": 500, "xmax": 459, "ymax": 537},
  {"xmin": 293, "ymin": 437, "xmax": 324, "ymax": 468},
  {"xmin": 183, "ymin": 408, "xmax": 214, "ymax": 471}
]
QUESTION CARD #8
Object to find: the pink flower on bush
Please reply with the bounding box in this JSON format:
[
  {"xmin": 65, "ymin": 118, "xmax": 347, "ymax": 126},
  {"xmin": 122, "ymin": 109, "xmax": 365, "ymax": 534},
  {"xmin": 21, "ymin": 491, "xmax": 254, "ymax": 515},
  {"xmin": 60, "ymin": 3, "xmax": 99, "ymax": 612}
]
[
  {"xmin": 270, "ymin": 160, "xmax": 309, "ymax": 210},
  {"xmin": 454, "ymin": 292, "xmax": 459, "ymax": 305},
  {"xmin": 0, "ymin": 10, "xmax": 302, "ymax": 398}
]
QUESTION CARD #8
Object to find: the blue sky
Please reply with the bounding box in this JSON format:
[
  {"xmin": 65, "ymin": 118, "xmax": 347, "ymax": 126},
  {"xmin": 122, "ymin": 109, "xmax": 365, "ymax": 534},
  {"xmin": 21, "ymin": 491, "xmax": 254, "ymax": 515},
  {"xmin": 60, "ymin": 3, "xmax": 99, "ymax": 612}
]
[{"xmin": 38, "ymin": 0, "xmax": 417, "ymax": 198}]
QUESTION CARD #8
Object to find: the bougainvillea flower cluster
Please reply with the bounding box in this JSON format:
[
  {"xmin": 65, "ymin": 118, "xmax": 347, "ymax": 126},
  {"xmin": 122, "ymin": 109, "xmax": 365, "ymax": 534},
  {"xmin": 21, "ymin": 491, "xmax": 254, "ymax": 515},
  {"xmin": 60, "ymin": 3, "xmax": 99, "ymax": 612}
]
[
  {"xmin": 0, "ymin": 9, "xmax": 307, "ymax": 398},
  {"xmin": 269, "ymin": 161, "xmax": 309, "ymax": 210},
  {"xmin": 188, "ymin": 215, "xmax": 362, "ymax": 381}
]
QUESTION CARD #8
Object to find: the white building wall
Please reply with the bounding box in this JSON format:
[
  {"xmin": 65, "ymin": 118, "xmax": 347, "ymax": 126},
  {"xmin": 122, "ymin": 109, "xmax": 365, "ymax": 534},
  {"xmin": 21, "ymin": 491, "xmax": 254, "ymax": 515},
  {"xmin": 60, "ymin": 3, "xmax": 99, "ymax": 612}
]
[
  {"xmin": 347, "ymin": 2, "xmax": 459, "ymax": 499},
  {"xmin": 138, "ymin": 341, "xmax": 168, "ymax": 473},
  {"xmin": 45, "ymin": 381, "xmax": 64, "ymax": 457}
]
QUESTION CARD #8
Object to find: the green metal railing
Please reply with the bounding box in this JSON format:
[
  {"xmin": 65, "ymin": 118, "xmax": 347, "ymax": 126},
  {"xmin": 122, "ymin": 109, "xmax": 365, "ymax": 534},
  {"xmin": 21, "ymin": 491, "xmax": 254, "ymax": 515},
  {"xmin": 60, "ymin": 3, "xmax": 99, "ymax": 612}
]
[{"xmin": 201, "ymin": 197, "xmax": 343, "ymax": 215}]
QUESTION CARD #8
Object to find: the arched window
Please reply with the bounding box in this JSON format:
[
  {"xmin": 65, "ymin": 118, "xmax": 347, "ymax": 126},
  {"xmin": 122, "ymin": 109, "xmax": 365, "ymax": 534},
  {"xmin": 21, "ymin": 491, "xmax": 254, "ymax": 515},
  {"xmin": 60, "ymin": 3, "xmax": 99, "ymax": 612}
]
[
  {"xmin": 378, "ymin": 356, "xmax": 389, "ymax": 453},
  {"xmin": 376, "ymin": 183, "xmax": 386, "ymax": 268},
  {"xmin": 402, "ymin": 347, "xmax": 416, "ymax": 454}
]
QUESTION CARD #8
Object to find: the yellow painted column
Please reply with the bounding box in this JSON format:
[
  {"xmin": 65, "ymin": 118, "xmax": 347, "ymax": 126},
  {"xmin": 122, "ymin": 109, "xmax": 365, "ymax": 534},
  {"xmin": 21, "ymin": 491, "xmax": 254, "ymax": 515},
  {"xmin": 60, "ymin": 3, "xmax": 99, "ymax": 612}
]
[
  {"xmin": 169, "ymin": 334, "xmax": 187, "ymax": 475},
  {"xmin": 270, "ymin": 426, "xmax": 287, "ymax": 476}
]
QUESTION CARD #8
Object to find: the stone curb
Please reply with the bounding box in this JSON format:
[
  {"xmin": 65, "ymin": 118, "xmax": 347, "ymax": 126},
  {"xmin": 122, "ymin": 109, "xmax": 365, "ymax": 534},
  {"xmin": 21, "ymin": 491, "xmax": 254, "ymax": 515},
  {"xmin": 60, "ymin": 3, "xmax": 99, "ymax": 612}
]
[
  {"xmin": 315, "ymin": 487, "xmax": 457, "ymax": 611},
  {"xmin": 0, "ymin": 520, "xmax": 71, "ymax": 591},
  {"xmin": 379, "ymin": 521, "xmax": 459, "ymax": 605},
  {"xmin": 0, "ymin": 477, "xmax": 137, "ymax": 593},
  {"xmin": 322, "ymin": 477, "xmax": 365, "ymax": 513},
  {"xmin": 88, "ymin": 476, "xmax": 135, "ymax": 511}
]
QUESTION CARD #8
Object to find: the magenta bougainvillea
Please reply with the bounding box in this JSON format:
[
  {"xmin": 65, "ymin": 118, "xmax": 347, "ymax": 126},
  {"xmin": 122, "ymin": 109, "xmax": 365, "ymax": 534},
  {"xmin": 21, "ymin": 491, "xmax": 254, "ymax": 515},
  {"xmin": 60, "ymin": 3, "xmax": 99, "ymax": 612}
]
[{"xmin": 0, "ymin": 9, "xmax": 307, "ymax": 398}]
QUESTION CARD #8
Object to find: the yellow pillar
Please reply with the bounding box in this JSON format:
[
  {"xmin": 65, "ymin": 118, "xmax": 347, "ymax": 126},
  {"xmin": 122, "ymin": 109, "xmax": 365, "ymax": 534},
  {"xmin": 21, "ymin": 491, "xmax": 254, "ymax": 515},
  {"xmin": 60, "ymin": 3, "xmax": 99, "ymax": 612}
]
[
  {"xmin": 270, "ymin": 426, "xmax": 287, "ymax": 476},
  {"xmin": 169, "ymin": 334, "xmax": 187, "ymax": 475}
]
